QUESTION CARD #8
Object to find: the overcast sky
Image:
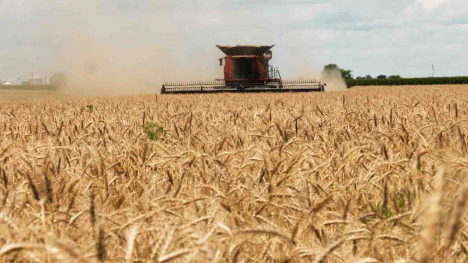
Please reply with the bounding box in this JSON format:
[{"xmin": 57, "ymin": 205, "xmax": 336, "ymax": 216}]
[{"xmin": 0, "ymin": 0, "xmax": 467, "ymax": 86}]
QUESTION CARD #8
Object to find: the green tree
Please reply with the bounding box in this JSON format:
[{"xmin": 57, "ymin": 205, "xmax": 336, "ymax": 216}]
[
  {"xmin": 377, "ymin": 75, "xmax": 387, "ymax": 79},
  {"xmin": 323, "ymin": 64, "xmax": 339, "ymax": 71},
  {"xmin": 340, "ymin": 69, "xmax": 353, "ymax": 79},
  {"xmin": 366, "ymin": 75, "xmax": 372, "ymax": 79},
  {"xmin": 388, "ymin": 75, "xmax": 401, "ymax": 79}
]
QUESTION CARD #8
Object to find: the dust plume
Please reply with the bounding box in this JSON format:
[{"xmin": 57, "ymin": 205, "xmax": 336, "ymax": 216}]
[
  {"xmin": 34, "ymin": 1, "xmax": 223, "ymax": 96},
  {"xmin": 291, "ymin": 66, "xmax": 347, "ymax": 92},
  {"xmin": 321, "ymin": 69, "xmax": 348, "ymax": 91},
  {"xmin": 53, "ymin": 35, "xmax": 221, "ymax": 96},
  {"xmin": 285, "ymin": 47, "xmax": 347, "ymax": 92}
]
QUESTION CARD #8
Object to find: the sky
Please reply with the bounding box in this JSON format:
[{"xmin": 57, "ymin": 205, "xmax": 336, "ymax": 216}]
[{"xmin": 0, "ymin": 0, "xmax": 467, "ymax": 93}]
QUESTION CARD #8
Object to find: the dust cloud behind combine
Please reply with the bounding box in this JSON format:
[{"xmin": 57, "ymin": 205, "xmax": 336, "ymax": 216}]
[
  {"xmin": 35, "ymin": 1, "xmax": 223, "ymax": 96},
  {"xmin": 53, "ymin": 34, "xmax": 221, "ymax": 96},
  {"xmin": 291, "ymin": 61, "xmax": 347, "ymax": 92},
  {"xmin": 321, "ymin": 69, "xmax": 348, "ymax": 91}
]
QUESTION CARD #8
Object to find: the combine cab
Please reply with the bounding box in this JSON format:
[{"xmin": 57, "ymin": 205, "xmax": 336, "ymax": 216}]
[{"xmin": 161, "ymin": 45, "xmax": 325, "ymax": 94}]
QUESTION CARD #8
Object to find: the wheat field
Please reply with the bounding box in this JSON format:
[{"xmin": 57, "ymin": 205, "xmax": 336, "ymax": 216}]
[{"xmin": 0, "ymin": 85, "xmax": 468, "ymax": 262}]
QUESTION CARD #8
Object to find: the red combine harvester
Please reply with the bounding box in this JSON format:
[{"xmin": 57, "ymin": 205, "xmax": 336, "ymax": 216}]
[{"xmin": 161, "ymin": 45, "xmax": 326, "ymax": 94}]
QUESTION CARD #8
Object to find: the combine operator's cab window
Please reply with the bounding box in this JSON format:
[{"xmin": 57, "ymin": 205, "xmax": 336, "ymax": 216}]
[{"xmin": 233, "ymin": 58, "xmax": 256, "ymax": 80}]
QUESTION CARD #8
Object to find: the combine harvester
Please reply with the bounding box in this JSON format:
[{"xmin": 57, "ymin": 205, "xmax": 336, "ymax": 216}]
[{"xmin": 161, "ymin": 45, "xmax": 326, "ymax": 94}]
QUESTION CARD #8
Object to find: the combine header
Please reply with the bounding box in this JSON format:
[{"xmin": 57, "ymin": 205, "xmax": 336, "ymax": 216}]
[{"xmin": 161, "ymin": 45, "xmax": 325, "ymax": 94}]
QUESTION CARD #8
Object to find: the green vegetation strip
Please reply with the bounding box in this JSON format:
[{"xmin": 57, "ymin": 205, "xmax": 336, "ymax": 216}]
[{"xmin": 346, "ymin": 76, "xmax": 468, "ymax": 88}]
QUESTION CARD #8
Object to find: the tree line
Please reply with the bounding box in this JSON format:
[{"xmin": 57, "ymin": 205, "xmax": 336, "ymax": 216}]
[{"xmin": 323, "ymin": 64, "xmax": 401, "ymax": 80}]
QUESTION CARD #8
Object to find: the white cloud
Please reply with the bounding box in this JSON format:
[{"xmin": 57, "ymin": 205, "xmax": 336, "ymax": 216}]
[
  {"xmin": 288, "ymin": 3, "xmax": 336, "ymax": 21},
  {"xmin": 404, "ymin": 0, "xmax": 452, "ymax": 14},
  {"xmin": 416, "ymin": 0, "xmax": 450, "ymax": 12}
]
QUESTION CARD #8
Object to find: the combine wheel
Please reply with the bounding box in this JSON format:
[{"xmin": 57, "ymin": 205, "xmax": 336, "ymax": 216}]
[{"xmin": 237, "ymin": 84, "xmax": 245, "ymax": 91}]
